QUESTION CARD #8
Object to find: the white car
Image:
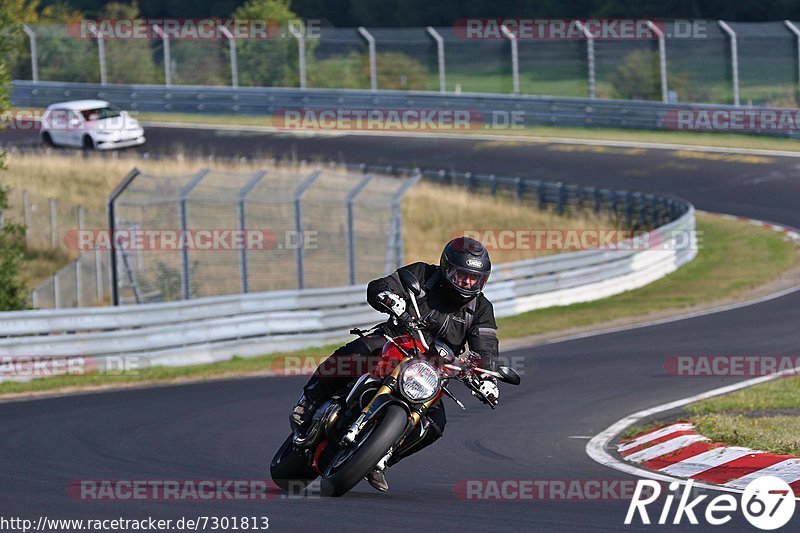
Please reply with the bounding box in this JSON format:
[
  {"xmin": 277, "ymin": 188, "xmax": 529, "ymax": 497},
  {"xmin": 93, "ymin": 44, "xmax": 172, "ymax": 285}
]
[{"xmin": 40, "ymin": 100, "xmax": 145, "ymax": 150}]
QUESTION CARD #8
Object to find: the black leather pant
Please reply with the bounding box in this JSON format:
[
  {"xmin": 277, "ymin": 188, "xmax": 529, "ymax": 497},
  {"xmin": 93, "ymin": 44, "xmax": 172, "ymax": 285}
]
[{"xmin": 302, "ymin": 335, "xmax": 447, "ymax": 463}]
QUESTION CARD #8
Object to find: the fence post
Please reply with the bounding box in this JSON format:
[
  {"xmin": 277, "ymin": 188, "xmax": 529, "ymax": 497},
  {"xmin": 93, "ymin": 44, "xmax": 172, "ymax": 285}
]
[
  {"xmin": 718, "ymin": 21, "xmax": 740, "ymax": 106},
  {"xmin": 514, "ymin": 177, "xmax": 523, "ymax": 199},
  {"xmin": 236, "ymin": 170, "xmax": 266, "ymax": 293},
  {"xmin": 391, "ymin": 172, "xmax": 422, "ymax": 269},
  {"xmin": 785, "ymin": 21, "xmax": 800, "ymax": 103},
  {"xmin": 23, "ymin": 25, "xmax": 38, "ymax": 82},
  {"xmin": 95, "ymin": 248, "xmax": 103, "ymax": 303},
  {"xmin": 23, "ymin": 191, "xmax": 30, "ymax": 245},
  {"xmin": 53, "ymin": 274, "xmax": 60, "ymax": 309},
  {"xmin": 178, "ymin": 169, "xmax": 210, "ymax": 300},
  {"xmin": 87, "ymin": 26, "xmax": 108, "ymax": 85},
  {"xmin": 575, "ymin": 21, "xmax": 596, "ymax": 99},
  {"xmin": 153, "ymin": 25, "xmax": 172, "ymax": 86},
  {"xmin": 49, "ymin": 197, "xmax": 57, "ymax": 248},
  {"xmin": 358, "ymin": 27, "xmax": 377, "ymax": 91},
  {"xmin": 219, "ymin": 25, "xmax": 239, "ymax": 88},
  {"xmin": 646, "ymin": 21, "xmax": 668, "ymax": 102},
  {"xmin": 75, "ymin": 260, "xmax": 83, "ymax": 307},
  {"xmin": 107, "ymin": 168, "xmax": 141, "ymax": 306},
  {"xmin": 289, "ymin": 24, "xmax": 307, "ymax": 89},
  {"xmin": 346, "ymin": 175, "xmax": 374, "ymax": 285},
  {"xmin": 500, "ymin": 25, "xmax": 520, "ymax": 95},
  {"xmin": 426, "ymin": 27, "xmax": 446, "ymax": 93},
  {"xmin": 293, "ymin": 170, "xmax": 322, "ymax": 289}
]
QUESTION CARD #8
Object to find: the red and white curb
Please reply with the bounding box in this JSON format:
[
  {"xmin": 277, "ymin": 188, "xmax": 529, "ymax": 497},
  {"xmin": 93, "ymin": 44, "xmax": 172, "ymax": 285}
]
[
  {"xmin": 619, "ymin": 422, "xmax": 800, "ymax": 497},
  {"xmin": 697, "ymin": 210, "xmax": 800, "ymax": 242}
]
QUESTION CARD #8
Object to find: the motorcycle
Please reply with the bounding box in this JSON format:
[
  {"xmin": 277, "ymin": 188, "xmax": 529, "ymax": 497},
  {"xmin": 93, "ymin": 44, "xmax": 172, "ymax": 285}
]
[{"xmin": 270, "ymin": 269, "xmax": 522, "ymax": 497}]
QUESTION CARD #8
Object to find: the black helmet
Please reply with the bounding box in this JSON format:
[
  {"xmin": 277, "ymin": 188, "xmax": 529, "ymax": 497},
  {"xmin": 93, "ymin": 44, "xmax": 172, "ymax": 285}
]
[{"xmin": 439, "ymin": 237, "xmax": 491, "ymax": 302}]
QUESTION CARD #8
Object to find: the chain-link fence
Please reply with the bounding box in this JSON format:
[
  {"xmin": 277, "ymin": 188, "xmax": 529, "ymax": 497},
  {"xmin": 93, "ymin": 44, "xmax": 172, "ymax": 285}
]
[
  {"xmin": 105, "ymin": 165, "xmax": 418, "ymax": 305},
  {"xmin": 11, "ymin": 20, "xmax": 800, "ymax": 106}
]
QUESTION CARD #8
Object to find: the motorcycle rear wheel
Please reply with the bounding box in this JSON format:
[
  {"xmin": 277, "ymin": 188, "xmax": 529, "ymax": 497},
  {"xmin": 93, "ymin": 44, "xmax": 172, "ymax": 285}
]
[
  {"xmin": 270, "ymin": 434, "xmax": 318, "ymax": 492},
  {"xmin": 320, "ymin": 404, "xmax": 407, "ymax": 497}
]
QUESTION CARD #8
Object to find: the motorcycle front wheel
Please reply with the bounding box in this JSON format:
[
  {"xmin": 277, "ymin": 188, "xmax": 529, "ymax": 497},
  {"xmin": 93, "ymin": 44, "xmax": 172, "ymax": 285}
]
[
  {"xmin": 320, "ymin": 404, "xmax": 407, "ymax": 497},
  {"xmin": 270, "ymin": 434, "xmax": 318, "ymax": 492}
]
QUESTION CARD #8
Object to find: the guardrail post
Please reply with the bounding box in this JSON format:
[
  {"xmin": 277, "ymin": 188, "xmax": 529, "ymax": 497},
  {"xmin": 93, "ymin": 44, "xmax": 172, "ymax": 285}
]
[
  {"xmin": 107, "ymin": 168, "xmax": 141, "ymax": 306},
  {"xmin": 536, "ymin": 181, "xmax": 545, "ymax": 210},
  {"xmin": 489, "ymin": 174, "xmax": 497, "ymax": 196},
  {"xmin": 592, "ymin": 188, "xmax": 601, "ymax": 215},
  {"xmin": 514, "ymin": 177, "xmax": 523, "ymax": 199},
  {"xmin": 465, "ymin": 172, "xmax": 473, "ymax": 193},
  {"xmin": 500, "ymin": 25, "xmax": 520, "ymax": 95},
  {"xmin": 646, "ymin": 21, "xmax": 668, "ymax": 102},
  {"xmin": 346, "ymin": 175, "xmax": 374, "ymax": 285},
  {"xmin": 178, "ymin": 169, "xmax": 210, "ymax": 300},
  {"xmin": 153, "ymin": 25, "xmax": 172, "ymax": 86},
  {"xmin": 289, "ymin": 24, "xmax": 307, "ymax": 89},
  {"xmin": 625, "ymin": 191, "xmax": 634, "ymax": 226},
  {"xmin": 219, "ymin": 26, "xmax": 239, "ymax": 88},
  {"xmin": 718, "ymin": 21, "xmax": 740, "ymax": 106},
  {"xmin": 22, "ymin": 25, "xmax": 38, "ymax": 82},
  {"xmin": 785, "ymin": 21, "xmax": 800, "ymax": 104},
  {"xmin": 556, "ymin": 182, "xmax": 566, "ymax": 215},
  {"xmin": 426, "ymin": 27, "xmax": 446, "ymax": 93},
  {"xmin": 236, "ymin": 170, "xmax": 266, "ymax": 293},
  {"xmin": 293, "ymin": 170, "xmax": 322, "ymax": 289},
  {"xmin": 358, "ymin": 27, "xmax": 377, "ymax": 91},
  {"xmin": 575, "ymin": 21, "xmax": 596, "ymax": 99}
]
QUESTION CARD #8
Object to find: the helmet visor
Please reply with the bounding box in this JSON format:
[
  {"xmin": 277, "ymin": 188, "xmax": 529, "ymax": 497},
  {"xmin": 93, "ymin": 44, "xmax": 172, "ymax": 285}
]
[{"xmin": 445, "ymin": 266, "xmax": 488, "ymax": 293}]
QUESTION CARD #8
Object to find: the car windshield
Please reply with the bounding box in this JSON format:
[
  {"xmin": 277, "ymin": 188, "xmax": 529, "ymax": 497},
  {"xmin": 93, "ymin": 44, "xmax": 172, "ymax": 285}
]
[{"xmin": 80, "ymin": 106, "xmax": 121, "ymax": 121}]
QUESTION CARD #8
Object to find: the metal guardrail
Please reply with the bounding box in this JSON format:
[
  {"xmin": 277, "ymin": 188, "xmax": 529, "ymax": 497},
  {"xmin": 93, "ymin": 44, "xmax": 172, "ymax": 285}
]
[
  {"xmin": 10, "ymin": 80, "xmax": 800, "ymax": 136},
  {"xmin": 0, "ymin": 174, "xmax": 696, "ymax": 376}
]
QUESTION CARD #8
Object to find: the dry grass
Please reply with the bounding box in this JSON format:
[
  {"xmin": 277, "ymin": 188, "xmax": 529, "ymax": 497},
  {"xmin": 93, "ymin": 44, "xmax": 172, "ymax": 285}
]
[{"xmin": 3, "ymin": 152, "xmax": 612, "ymax": 274}]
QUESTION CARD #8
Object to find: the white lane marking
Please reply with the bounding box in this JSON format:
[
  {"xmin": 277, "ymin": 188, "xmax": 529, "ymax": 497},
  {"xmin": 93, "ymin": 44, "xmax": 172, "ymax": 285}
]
[
  {"xmin": 624, "ymin": 435, "xmax": 709, "ymax": 463},
  {"xmin": 660, "ymin": 446, "xmax": 760, "ymax": 478},
  {"xmin": 724, "ymin": 459, "xmax": 800, "ymax": 489},
  {"xmin": 586, "ymin": 364, "xmax": 800, "ymax": 498},
  {"xmin": 617, "ymin": 423, "xmax": 695, "ymax": 452}
]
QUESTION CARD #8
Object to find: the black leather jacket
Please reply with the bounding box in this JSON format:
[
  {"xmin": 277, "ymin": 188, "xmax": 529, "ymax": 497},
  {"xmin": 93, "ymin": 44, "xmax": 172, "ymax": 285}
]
[{"xmin": 366, "ymin": 262, "xmax": 499, "ymax": 370}]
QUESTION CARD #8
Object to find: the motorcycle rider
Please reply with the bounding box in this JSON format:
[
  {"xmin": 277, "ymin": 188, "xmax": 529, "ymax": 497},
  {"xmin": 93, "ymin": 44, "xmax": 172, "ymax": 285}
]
[{"xmin": 290, "ymin": 237, "xmax": 500, "ymax": 492}]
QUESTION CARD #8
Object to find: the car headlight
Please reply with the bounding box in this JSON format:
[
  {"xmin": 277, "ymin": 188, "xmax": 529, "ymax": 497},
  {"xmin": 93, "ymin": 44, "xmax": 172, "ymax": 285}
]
[{"xmin": 400, "ymin": 361, "xmax": 441, "ymax": 402}]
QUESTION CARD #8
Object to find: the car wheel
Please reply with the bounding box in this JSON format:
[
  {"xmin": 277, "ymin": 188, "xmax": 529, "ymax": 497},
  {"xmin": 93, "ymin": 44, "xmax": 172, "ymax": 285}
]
[
  {"xmin": 41, "ymin": 132, "xmax": 54, "ymax": 148},
  {"xmin": 82, "ymin": 136, "xmax": 94, "ymax": 151}
]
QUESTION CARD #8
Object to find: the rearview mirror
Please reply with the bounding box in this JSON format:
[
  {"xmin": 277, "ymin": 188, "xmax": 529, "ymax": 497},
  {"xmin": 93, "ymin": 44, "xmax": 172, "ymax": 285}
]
[
  {"xmin": 496, "ymin": 366, "xmax": 521, "ymax": 385},
  {"xmin": 398, "ymin": 269, "xmax": 423, "ymax": 297}
]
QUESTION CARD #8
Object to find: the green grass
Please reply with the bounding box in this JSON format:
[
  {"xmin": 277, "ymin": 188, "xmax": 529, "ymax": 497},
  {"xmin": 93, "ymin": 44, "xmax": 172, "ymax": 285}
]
[
  {"xmin": 496, "ymin": 214, "xmax": 797, "ymax": 339},
  {"xmin": 620, "ymin": 376, "xmax": 800, "ymax": 455},
  {"xmin": 1, "ymin": 212, "xmax": 796, "ymax": 396}
]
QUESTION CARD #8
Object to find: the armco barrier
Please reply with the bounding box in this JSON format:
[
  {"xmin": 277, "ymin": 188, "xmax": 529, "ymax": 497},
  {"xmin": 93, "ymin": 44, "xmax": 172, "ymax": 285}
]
[
  {"xmin": 10, "ymin": 80, "xmax": 800, "ymax": 136},
  {"xmin": 0, "ymin": 204, "xmax": 696, "ymax": 377}
]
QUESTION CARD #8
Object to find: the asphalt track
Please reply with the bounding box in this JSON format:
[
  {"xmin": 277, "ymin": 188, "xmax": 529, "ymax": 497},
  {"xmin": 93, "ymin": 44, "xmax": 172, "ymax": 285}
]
[{"xmin": 2, "ymin": 126, "xmax": 800, "ymax": 532}]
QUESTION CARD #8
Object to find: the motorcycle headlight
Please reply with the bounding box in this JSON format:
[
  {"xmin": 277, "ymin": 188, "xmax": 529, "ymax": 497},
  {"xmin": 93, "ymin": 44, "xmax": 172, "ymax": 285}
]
[{"xmin": 400, "ymin": 361, "xmax": 441, "ymax": 403}]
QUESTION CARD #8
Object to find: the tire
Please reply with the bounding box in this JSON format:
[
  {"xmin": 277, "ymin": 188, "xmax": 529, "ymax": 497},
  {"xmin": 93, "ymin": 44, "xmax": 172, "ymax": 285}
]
[
  {"xmin": 321, "ymin": 404, "xmax": 407, "ymax": 497},
  {"xmin": 82, "ymin": 136, "xmax": 94, "ymax": 150},
  {"xmin": 270, "ymin": 435, "xmax": 318, "ymax": 493},
  {"xmin": 41, "ymin": 132, "xmax": 54, "ymax": 147}
]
